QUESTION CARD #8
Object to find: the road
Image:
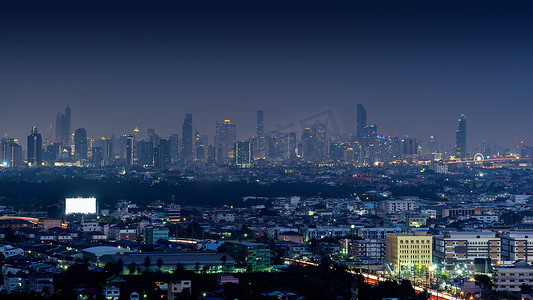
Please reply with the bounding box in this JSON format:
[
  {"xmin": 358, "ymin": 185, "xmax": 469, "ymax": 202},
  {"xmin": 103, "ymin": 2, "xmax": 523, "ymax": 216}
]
[{"xmin": 287, "ymin": 259, "xmax": 460, "ymax": 300}]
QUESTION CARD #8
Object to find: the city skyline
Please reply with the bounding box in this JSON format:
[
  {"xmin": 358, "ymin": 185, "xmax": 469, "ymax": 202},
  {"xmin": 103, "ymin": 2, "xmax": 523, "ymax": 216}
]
[{"xmin": 0, "ymin": 105, "xmax": 527, "ymax": 156}]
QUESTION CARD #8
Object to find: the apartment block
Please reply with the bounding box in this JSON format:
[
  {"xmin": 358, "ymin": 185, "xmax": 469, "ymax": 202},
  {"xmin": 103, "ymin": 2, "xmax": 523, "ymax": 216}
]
[
  {"xmin": 385, "ymin": 232, "xmax": 433, "ymax": 275},
  {"xmin": 433, "ymin": 231, "xmax": 500, "ymax": 273}
]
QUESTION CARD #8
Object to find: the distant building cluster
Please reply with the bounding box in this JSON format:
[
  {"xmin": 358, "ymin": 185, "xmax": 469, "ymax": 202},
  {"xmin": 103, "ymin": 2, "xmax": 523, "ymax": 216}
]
[{"xmin": 1, "ymin": 104, "xmax": 531, "ymax": 170}]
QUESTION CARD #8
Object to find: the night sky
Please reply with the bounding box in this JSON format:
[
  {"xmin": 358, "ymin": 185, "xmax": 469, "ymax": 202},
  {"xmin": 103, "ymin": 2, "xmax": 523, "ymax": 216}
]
[{"xmin": 1, "ymin": 0, "xmax": 532, "ymax": 149}]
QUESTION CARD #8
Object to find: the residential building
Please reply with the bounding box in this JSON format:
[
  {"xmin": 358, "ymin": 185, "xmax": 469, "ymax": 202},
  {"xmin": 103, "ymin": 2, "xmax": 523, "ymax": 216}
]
[
  {"xmin": 168, "ymin": 280, "xmax": 191, "ymax": 300},
  {"xmin": 433, "ymin": 231, "xmax": 500, "ymax": 273},
  {"xmin": 143, "ymin": 226, "xmax": 169, "ymax": 244},
  {"xmin": 385, "ymin": 232, "xmax": 433, "ymax": 275},
  {"xmin": 493, "ymin": 261, "xmax": 533, "ymax": 292},
  {"xmin": 501, "ymin": 231, "xmax": 533, "ymax": 264},
  {"xmin": 225, "ymin": 241, "xmax": 272, "ymax": 271}
]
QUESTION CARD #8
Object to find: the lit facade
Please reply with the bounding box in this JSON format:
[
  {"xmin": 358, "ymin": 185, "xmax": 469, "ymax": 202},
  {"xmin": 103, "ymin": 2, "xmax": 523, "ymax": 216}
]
[{"xmin": 385, "ymin": 232, "xmax": 433, "ymax": 275}]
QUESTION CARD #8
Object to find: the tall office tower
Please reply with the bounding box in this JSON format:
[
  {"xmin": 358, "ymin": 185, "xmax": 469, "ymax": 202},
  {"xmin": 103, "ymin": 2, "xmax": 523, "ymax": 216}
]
[
  {"xmin": 182, "ymin": 113, "xmax": 193, "ymax": 160},
  {"xmin": 136, "ymin": 140, "xmax": 154, "ymax": 167},
  {"xmin": 92, "ymin": 147, "xmax": 103, "ymax": 167},
  {"xmin": 206, "ymin": 145, "xmax": 216, "ymax": 165},
  {"xmin": 401, "ymin": 138, "xmax": 418, "ymax": 155},
  {"xmin": 93, "ymin": 138, "xmax": 112, "ymax": 164},
  {"xmin": 235, "ymin": 141, "xmax": 253, "ymax": 168},
  {"xmin": 147, "ymin": 128, "xmax": 159, "ymax": 147},
  {"xmin": 455, "ymin": 114, "xmax": 467, "ymax": 160},
  {"xmin": 215, "ymin": 120, "xmax": 237, "ymax": 164},
  {"xmin": 46, "ymin": 142, "xmax": 62, "ymax": 163},
  {"xmin": 100, "ymin": 138, "xmax": 113, "ymax": 164},
  {"xmin": 315, "ymin": 122, "xmax": 327, "ymax": 160},
  {"xmin": 257, "ymin": 110, "xmax": 265, "ymax": 157},
  {"xmin": 300, "ymin": 128, "xmax": 316, "ymax": 161},
  {"xmin": 169, "ymin": 134, "xmax": 179, "ymax": 163},
  {"xmin": 74, "ymin": 128, "xmax": 88, "ymax": 160},
  {"xmin": 55, "ymin": 105, "xmax": 71, "ymax": 146},
  {"xmin": 45, "ymin": 124, "xmax": 53, "ymax": 146},
  {"xmin": 266, "ymin": 131, "xmax": 295, "ymax": 162},
  {"xmin": 356, "ymin": 104, "xmax": 367, "ymax": 141},
  {"xmin": 194, "ymin": 131, "xmax": 206, "ymax": 161},
  {"xmin": 27, "ymin": 127, "xmax": 43, "ymax": 166},
  {"xmin": 125, "ymin": 135, "xmax": 134, "ymax": 166},
  {"xmin": 133, "ymin": 127, "xmax": 140, "ymax": 141},
  {"xmin": 428, "ymin": 136, "xmax": 438, "ymax": 154},
  {"xmin": 265, "ymin": 134, "xmax": 280, "ymax": 162},
  {"xmin": 155, "ymin": 139, "xmax": 171, "ymax": 168},
  {"xmin": 362, "ymin": 124, "xmax": 378, "ymax": 164},
  {"xmin": 0, "ymin": 137, "xmax": 23, "ymax": 167}
]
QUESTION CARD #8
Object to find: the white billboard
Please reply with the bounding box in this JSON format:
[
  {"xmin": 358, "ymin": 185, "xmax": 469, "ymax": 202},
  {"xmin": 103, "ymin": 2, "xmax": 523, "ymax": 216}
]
[{"xmin": 65, "ymin": 197, "xmax": 97, "ymax": 215}]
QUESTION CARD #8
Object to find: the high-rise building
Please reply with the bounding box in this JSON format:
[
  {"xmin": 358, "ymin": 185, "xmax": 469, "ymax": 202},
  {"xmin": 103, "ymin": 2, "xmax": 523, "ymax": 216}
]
[
  {"xmin": 74, "ymin": 128, "xmax": 88, "ymax": 160},
  {"xmin": 55, "ymin": 105, "xmax": 71, "ymax": 146},
  {"xmin": 92, "ymin": 138, "xmax": 113, "ymax": 165},
  {"xmin": 235, "ymin": 141, "xmax": 253, "ymax": 168},
  {"xmin": 27, "ymin": 127, "xmax": 42, "ymax": 166},
  {"xmin": 401, "ymin": 138, "xmax": 418, "ymax": 156},
  {"xmin": 147, "ymin": 128, "xmax": 159, "ymax": 148},
  {"xmin": 125, "ymin": 135, "xmax": 134, "ymax": 166},
  {"xmin": 155, "ymin": 138, "xmax": 171, "ymax": 168},
  {"xmin": 1, "ymin": 137, "xmax": 23, "ymax": 168},
  {"xmin": 46, "ymin": 142, "xmax": 63, "ymax": 163},
  {"xmin": 300, "ymin": 128, "xmax": 315, "ymax": 161},
  {"xmin": 133, "ymin": 127, "xmax": 140, "ymax": 141},
  {"xmin": 136, "ymin": 140, "xmax": 154, "ymax": 167},
  {"xmin": 92, "ymin": 147, "xmax": 104, "ymax": 167},
  {"xmin": 361, "ymin": 124, "xmax": 378, "ymax": 164},
  {"xmin": 257, "ymin": 110, "xmax": 264, "ymax": 157},
  {"xmin": 357, "ymin": 104, "xmax": 367, "ymax": 141},
  {"xmin": 455, "ymin": 114, "xmax": 467, "ymax": 160},
  {"xmin": 182, "ymin": 114, "xmax": 193, "ymax": 160},
  {"xmin": 215, "ymin": 120, "xmax": 237, "ymax": 164},
  {"xmin": 170, "ymin": 134, "xmax": 179, "ymax": 163}
]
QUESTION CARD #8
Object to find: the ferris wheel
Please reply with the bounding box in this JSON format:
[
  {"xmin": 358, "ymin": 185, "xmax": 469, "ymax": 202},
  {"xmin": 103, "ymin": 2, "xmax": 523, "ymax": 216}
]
[{"xmin": 473, "ymin": 153, "xmax": 484, "ymax": 163}]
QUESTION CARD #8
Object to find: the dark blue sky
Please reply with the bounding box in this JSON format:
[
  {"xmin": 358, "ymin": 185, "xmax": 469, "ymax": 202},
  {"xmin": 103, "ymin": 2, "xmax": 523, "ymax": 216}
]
[{"xmin": 1, "ymin": 0, "xmax": 532, "ymax": 149}]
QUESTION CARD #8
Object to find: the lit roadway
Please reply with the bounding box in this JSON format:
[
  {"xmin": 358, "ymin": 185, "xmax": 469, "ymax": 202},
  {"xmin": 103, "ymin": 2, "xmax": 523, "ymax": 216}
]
[
  {"xmin": 286, "ymin": 259, "xmax": 460, "ymax": 300},
  {"xmin": 441, "ymin": 157, "xmax": 533, "ymax": 164}
]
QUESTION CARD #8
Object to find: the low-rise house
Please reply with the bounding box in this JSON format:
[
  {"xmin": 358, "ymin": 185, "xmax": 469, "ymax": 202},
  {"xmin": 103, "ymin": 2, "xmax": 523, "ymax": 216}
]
[
  {"xmin": 103, "ymin": 286, "xmax": 120, "ymax": 300},
  {"xmin": 168, "ymin": 280, "xmax": 191, "ymax": 300}
]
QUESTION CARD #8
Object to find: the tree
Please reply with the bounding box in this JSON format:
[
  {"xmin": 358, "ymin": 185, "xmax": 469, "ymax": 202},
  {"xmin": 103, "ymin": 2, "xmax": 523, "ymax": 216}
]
[
  {"xmin": 144, "ymin": 256, "xmax": 151, "ymax": 270},
  {"xmin": 201, "ymin": 265, "xmax": 209, "ymax": 274},
  {"xmin": 103, "ymin": 262, "xmax": 116, "ymax": 275},
  {"xmin": 116, "ymin": 259, "xmax": 124, "ymax": 275},
  {"xmin": 128, "ymin": 262, "xmax": 137, "ymax": 274},
  {"xmin": 217, "ymin": 243, "xmax": 227, "ymax": 254},
  {"xmin": 220, "ymin": 255, "xmax": 227, "ymax": 269},
  {"xmin": 175, "ymin": 263, "xmax": 185, "ymax": 274},
  {"xmin": 194, "ymin": 262, "xmax": 200, "ymax": 273},
  {"xmin": 156, "ymin": 258, "xmax": 163, "ymax": 270}
]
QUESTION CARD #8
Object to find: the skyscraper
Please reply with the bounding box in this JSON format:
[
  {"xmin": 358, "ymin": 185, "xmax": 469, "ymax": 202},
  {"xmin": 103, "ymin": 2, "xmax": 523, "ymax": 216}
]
[
  {"xmin": 125, "ymin": 135, "xmax": 134, "ymax": 166},
  {"xmin": 357, "ymin": 104, "xmax": 367, "ymax": 141},
  {"xmin": 1, "ymin": 137, "xmax": 23, "ymax": 168},
  {"xmin": 215, "ymin": 120, "xmax": 237, "ymax": 164},
  {"xmin": 257, "ymin": 110, "xmax": 264, "ymax": 157},
  {"xmin": 455, "ymin": 114, "xmax": 467, "ymax": 160},
  {"xmin": 27, "ymin": 127, "xmax": 42, "ymax": 166},
  {"xmin": 182, "ymin": 113, "xmax": 193, "ymax": 160},
  {"xmin": 235, "ymin": 141, "xmax": 253, "ymax": 168},
  {"xmin": 74, "ymin": 128, "xmax": 88, "ymax": 160},
  {"xmin": 155, "ymin": 139, "xmax": 171, "ymax": 168},
  {"xmin": 55, "ymin": 105, "xmax": 71, "ymax": 146},
  {"xmin": 170, "ymin": 134, "xmax": 179, "ymax": 163}
]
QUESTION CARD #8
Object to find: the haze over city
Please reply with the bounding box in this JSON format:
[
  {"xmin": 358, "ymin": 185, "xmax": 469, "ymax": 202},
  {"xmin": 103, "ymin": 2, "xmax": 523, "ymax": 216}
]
[{"xmin": 1, "ymin": 0, "xmax": 532, "ymax": 148}]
